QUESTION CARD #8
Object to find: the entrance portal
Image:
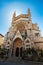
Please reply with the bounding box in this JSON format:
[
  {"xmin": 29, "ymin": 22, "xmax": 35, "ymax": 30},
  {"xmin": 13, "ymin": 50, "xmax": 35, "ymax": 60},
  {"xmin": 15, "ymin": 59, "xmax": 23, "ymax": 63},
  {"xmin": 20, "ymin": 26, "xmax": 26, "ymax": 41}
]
[
  {"xmin": 13, "ymin": 38, "xmax": 23, "ymax": 57},
  {"xmin": 15, "ymin": 47, "xmax": 22, "ymax": 57},
  {"xmin": 15, "ymin": 47, "xmax": 19, "ymax": 57},
  {"xmin": 20, "ymin": 47, "xmax": 22, "ymax": 57}
]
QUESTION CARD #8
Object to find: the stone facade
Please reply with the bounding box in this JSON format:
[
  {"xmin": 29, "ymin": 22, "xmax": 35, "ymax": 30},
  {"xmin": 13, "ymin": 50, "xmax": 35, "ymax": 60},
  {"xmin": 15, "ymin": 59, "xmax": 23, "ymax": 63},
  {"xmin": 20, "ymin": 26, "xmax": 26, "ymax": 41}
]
[
  {"xmin": 4, "ymin": 9, "xmax": 43, "ymax": 57},
  {"xmin": 0, "ymin": 34, "xmax": 4, "ymax": 46}
]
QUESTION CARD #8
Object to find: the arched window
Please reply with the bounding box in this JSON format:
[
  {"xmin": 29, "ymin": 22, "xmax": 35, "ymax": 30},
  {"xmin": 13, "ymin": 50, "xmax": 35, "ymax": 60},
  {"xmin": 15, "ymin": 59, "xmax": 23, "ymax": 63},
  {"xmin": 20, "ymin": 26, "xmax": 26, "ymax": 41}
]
[
  {"xmin": 26, "ymin": 40, "xmax": 30, "ymax": 43},
  {"xmin": 7, "ymin": 42, "xmax": 10, "ymax": 44}
]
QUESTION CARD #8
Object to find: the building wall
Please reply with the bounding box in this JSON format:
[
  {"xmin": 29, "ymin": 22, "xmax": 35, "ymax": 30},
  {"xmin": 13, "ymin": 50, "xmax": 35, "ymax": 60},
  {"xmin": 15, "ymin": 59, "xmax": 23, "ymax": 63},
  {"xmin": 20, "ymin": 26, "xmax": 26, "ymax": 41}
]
[
  {"xmin": 34, "ymin": 43, "xmax": 43, "ymax": 50},
  {"xmin": 0, "ymin": 35, "xmax": 4, "ymax": 45}
]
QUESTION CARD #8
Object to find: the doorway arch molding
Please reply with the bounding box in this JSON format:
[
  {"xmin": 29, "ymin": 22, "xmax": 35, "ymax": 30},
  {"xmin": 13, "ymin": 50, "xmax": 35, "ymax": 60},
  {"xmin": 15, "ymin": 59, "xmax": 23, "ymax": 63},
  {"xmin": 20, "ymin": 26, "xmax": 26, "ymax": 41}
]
[{"xmin": 13, "ymin": 37, "xmax": 23, "ymax": 57}]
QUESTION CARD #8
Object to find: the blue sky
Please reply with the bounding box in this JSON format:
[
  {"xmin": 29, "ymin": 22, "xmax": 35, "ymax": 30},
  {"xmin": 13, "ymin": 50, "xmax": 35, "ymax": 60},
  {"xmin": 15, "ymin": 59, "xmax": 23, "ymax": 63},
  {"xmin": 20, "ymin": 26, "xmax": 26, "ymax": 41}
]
[{"xmin": 0, "ymin": 0, "xmax": 43, "ymax": 36}]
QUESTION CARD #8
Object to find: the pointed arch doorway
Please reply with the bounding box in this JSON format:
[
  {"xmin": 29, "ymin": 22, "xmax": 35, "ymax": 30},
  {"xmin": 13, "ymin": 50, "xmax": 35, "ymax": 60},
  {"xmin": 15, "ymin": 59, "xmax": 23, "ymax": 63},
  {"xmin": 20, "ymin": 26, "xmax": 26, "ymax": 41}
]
[{"xmin": 13, "ymin": 38, "xmax": 23, "ymax": 57}]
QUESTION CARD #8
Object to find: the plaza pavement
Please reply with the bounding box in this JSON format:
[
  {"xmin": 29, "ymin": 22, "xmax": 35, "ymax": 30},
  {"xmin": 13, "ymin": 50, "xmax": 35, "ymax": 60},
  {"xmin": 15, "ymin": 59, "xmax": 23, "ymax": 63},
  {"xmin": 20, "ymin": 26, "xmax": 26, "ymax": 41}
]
[{"xmin": 0, "ymin": 61, "xmax": 43, "ymax": 65}]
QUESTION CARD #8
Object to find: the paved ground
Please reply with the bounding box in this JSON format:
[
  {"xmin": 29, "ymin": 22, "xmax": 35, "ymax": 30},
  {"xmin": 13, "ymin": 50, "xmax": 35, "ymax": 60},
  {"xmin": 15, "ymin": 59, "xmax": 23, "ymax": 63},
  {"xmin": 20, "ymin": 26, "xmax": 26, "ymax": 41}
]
[{"xmin": 0, "ymin": 61, "xmax": 43, "ymax": 65}]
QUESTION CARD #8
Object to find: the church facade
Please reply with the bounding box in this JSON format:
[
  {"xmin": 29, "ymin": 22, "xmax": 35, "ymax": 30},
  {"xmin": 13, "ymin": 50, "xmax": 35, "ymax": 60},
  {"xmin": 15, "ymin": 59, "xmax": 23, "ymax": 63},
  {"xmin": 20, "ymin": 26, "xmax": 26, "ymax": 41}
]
[{"xmin": 4, "ymin": 9, "xmax": 43, "ymax": 57}]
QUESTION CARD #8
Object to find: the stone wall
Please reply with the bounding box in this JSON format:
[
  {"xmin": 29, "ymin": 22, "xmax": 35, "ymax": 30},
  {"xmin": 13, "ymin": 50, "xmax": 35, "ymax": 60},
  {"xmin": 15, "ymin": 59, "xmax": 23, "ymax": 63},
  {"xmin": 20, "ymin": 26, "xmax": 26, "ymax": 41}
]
[{"xmin": 0, "ymin": 34, "xmax": 4, "ymax": 45}]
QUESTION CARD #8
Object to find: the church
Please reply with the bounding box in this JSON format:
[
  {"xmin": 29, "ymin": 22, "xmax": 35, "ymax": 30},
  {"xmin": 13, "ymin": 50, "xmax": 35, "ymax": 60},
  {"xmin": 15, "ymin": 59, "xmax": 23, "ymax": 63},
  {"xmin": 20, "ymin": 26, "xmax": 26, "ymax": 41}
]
[{"xmin": 3, "ymin": 9, "xmax": 43, "ymax": 57}]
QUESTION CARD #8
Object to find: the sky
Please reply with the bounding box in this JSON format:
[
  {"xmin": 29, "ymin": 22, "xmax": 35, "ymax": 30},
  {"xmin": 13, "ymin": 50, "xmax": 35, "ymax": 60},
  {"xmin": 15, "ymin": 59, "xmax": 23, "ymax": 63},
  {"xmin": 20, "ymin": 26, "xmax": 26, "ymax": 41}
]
[{"xmin": 0, "ymin": 0, "xmax": 43, "ymax": 36}]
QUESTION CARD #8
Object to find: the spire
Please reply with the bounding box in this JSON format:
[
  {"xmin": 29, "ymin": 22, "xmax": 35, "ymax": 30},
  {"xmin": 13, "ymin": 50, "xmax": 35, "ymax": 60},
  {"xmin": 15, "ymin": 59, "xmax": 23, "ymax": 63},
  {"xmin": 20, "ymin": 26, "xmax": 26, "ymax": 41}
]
[
  {"xmin": 28, "ymin": 8, "xmax": 30, "ymax": 15},
  {"xmin": 28, "ymin": 8, "xmax": 31, "ymax": 20},
  {"xmin": 13, "ymin": 10, "xmax": 16, "ymax": 17},
  {"xmin": 12, "ymin": 11, "xmax": 16, "ymax": 22}
]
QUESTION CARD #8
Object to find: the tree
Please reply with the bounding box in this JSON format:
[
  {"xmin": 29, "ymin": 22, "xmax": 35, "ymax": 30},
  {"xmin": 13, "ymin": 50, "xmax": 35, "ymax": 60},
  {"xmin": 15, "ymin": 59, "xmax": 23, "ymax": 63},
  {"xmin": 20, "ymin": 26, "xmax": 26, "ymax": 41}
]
[
  {"xmin": 40, "ymin": 49, "xmax": 43, "ymax": 57},
  {"xmin": 0, "ymin": 47, "xmax": 8, "ymax": 59}
]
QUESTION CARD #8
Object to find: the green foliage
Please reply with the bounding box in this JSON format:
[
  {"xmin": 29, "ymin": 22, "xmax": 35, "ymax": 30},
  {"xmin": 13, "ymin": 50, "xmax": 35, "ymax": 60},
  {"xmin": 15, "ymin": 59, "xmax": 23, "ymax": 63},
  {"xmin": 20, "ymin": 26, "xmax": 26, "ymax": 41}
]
[
  {"xmin": 31, "ymin": 47, "xmax": 37, "ymax": 54},
  {"xmin": 22, "ymin": 47, "xmax": 38, "ymax": 60},
  {"xmin": 22, "ymin": 50, "xmax": 26, "ymax": 56},
  {"xmin": 22, "ymin": 50, "xmax": 27, "ymax": 59},
  {"xmin": 40, "ymin": 49, "xmax": 43, "ymax": 57},
  {"xmin": 0, "ymin": 47, "xmax": 8, "ymax": 58}
]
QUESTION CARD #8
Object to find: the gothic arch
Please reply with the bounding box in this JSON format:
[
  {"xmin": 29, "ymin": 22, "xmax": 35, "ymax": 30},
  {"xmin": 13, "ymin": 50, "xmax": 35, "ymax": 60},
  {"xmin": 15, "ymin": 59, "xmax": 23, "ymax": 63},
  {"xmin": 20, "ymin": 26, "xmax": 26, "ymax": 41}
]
[
  {"xmin": 15, "ymin": 21, "xmax": 28, "ymax": 32},
  {"xmin": 25, "ymin": 38, "xmax": 31, "ymax": 49},
  {"xmin": 7, "ymin": 39, "xmax": 11, "ymax": 45},
  {"xmin": 25, "ymin": 38, "xmax": 30, "ymax": 43},
  {"xmin": 13, "ymin": 37, "xmax": 23, "ymax": 57},
  {"xmin": 13, "ymin": 36, "xmax": 23, "ymax": 42},
  {"xmin": 5, "ymin": 39, "xmax": 11, "ymax": 49}
]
